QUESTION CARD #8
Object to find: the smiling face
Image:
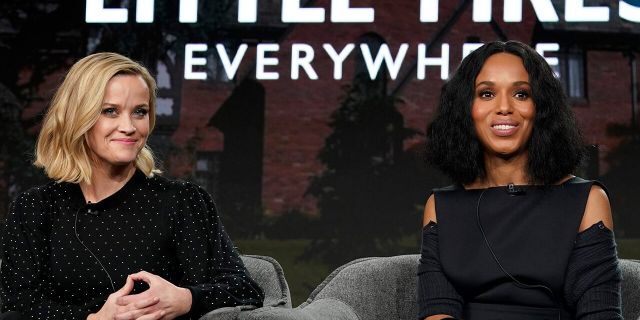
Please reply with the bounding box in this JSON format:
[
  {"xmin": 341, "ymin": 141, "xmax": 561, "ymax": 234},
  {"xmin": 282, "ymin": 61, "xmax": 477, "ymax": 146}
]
[
  {"xmin": 472, "ymin": 52, "xmax": 535, "ymax": 159},
  {"xmin": 86, "ymin": 74, "xmax": 151, "ymax": 171}
]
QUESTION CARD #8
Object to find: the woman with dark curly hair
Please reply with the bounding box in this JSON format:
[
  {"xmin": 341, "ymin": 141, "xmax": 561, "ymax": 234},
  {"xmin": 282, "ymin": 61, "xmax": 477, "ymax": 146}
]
[{"xmin": 417, "ymin": 41, "xmax": 622, "ymax": 319}]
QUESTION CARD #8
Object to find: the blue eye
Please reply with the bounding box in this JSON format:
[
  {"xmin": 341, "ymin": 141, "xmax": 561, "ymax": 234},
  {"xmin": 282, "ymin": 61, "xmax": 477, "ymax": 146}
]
[
  {"xmin": 102, "ymin": 108, "xmax": 117, "ymax": 117},
  {"xmin": 133, "ymin": 108, "xmax": 149, "ymax": 118}
]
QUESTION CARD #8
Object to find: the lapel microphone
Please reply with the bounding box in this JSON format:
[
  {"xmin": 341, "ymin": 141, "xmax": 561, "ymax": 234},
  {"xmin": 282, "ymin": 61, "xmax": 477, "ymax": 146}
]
[
  {"xmin": 87, "ymin": 201, "xmax": 99, "ymax": 216},
  {"xmin": 507, "ymin": 183, "xmax": 526, "ymax": 196}
]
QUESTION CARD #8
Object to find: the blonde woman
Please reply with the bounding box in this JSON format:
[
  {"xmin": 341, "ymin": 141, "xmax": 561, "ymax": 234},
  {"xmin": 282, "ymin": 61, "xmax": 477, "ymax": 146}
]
[{"xmin": 0, "ymin": 53, "xmax": 263, "ymax": 320}]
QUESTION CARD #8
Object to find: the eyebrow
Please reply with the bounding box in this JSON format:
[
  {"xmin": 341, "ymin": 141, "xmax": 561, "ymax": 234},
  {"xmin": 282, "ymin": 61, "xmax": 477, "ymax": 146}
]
[
  {"xmin": 101, "ymin": 103, "xmax": 150, "ymax": 108},
  {"xmin": 475, "ymin": 80, "xmax": 531, "ymax": 88}
]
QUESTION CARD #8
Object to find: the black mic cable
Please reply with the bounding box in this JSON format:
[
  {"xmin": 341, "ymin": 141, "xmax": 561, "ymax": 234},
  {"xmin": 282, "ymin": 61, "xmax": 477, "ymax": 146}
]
[
  {"xmin": 475, "ymin": 189, "xmax": 562, "ymax": 320},
  {"xmin": 74, "ymin": 205, "xmax": 116, "ymax": 292}
]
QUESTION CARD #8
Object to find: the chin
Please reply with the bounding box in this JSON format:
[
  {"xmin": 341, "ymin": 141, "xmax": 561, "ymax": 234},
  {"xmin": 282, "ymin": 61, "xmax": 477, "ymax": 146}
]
[{"xmin": 110, "ymin": 155, "xmax": 138, "ymax": 166}]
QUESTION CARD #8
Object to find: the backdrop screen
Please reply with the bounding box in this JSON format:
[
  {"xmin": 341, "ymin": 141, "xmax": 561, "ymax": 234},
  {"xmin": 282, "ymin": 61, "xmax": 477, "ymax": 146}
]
[{"xmin": 1, "ymin": 0, "xmax": 639, "ymax": 304}]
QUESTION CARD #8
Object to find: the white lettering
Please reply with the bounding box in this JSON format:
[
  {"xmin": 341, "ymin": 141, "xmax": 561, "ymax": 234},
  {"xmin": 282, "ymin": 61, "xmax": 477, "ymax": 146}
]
[
  {"xmin": 360, "ymin": 43, "xmax": 409, "ymax": 80},
  {"xmin": 291, "ymin": 44, "xmax": 319, "ymax": 79},
  {"xmin": 216, "ymin": 44, "xmax": 248, "ymax": 80},
  {"xmin": 323, "ymin": 43, "xmax": 355, "ymax": 80},
  {"xmin": 184, "ymin": 43, "xmax": 208, "ymax": 80},
  {"xmin": 565, "ymin": 0, "xmax": 609, "ymax": 22},
  {"xmin": 331, "ymin": 0, "xmax": 374, "ymax": 22},
  {"xmin": 620, "ymin": 0, "xmax": 640, "ymax": 22},
  {"xmin": 256, "ymin": 44, "xmax": 280, "ymax": 80},
  {"xmin": 179, "ymin": 0, "xmax": 198, "ymax": 22},
  {"xmin": 417, "ymin": 43, "xmax": 450, "ymax": 80},
  {"xmin": 238, "ymin": 0, "xmax": 258, "ymax": 23},
  {"xmin": 420, "ymin": 0, "xmax": 439, "ymax": 22},
  {"xmin": 136, "ymin": 0, "xmax": 154, "ymax": 22},
  {"xmin": 504, "ymin": 0, "xmax": 559, "ymax": 22},
  {"xmin": 535, "ymin": 43, "xmax": 560, "ymax": 72},
  {"xmin": 473, "ymin": 0, "xmax": 492, "ymax": 22},
  {"xmin": 86, "ymin": 0, "xmax": 128, "ymax": 23},
  {"xmin": 282, "ymin": 0, "xmax": 325, "ymax": 23},
  {"xmin": 462, "ymin": 43, "xmax": 483, "ymax": 59}
]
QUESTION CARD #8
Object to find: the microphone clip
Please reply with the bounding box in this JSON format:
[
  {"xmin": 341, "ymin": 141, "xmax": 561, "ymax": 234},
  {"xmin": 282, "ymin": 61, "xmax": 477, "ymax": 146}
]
[{"xmin": 507, "ymin": 183, "xmax": 526, "ymax": 196}]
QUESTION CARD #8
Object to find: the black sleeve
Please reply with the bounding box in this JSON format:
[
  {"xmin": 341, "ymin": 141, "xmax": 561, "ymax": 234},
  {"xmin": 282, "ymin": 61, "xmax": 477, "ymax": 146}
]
[
  {"xmin": 564, "ymin": 221, "xmax": 622, "ymax": 320},
  {"xmin": 173, "ymin": 184, "xmax": 264, "ymax": 319},
  {"xmin": 417, "ymin": 222, "xmax": 463, "ymax": 320},
  {"xmin": 1, "ymin": 191, "xmax": 96, "ymax": 320}
]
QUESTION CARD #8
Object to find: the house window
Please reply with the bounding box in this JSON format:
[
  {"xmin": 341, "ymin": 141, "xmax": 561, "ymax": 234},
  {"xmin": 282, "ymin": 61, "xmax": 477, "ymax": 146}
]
[
  {"xmin": 194, "ymin": 151, "xmax": 221, "ymax": 198},
  {"xmin": 551, "ymin": 48, "xmax": 586, "ymax": 100}
]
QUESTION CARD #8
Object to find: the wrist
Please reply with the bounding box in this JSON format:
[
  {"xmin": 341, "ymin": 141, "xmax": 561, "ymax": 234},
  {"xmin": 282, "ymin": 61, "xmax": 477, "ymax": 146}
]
[{"xmin": 179, "ymin": 287, "xmax": 193, "ymax": 315}]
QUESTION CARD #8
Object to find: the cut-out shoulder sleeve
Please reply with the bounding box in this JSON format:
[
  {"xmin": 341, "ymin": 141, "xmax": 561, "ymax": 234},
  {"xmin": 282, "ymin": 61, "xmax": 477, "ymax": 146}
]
[
  {"xmin": 417, "ymin": 223, "xmax": 463, "ymax": 319},
  {"xmin": 564, "ymin": 221, "xmax": 622, "ymax": 319}
]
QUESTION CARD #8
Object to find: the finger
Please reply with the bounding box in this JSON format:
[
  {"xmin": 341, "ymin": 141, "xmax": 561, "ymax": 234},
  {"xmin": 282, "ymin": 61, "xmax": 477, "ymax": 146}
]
[
  {"xmin": 135, "ymin": 309, "xmax": 165, "ymax": 320},
  {"xmin": 117, "ymin": 292, "xmax": 149, "ymax": 306},
  {"xmin": 115, "ymin": 305, "xmax": 159, "ymax": 320},
  {"xmin": 128, "ymin": 271, "xmax": 154, "ymax": 284},
  {"xmin": 116, "ymin": 275, "xmax": 135, "ymax": 296},
  {"xmin": 134, "ymin": 296, "xmax": 160, "ymax": 309}
]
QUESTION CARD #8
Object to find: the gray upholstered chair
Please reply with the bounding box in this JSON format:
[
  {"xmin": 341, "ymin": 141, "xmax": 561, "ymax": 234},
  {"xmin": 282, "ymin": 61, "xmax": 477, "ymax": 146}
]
[
  {"xmin": 200, "ymin": 254, "xmax": 292, "ymax": 319},
  {"xmin": 238, "ymin": 255, "xmax": 640, "ymax": 320}
]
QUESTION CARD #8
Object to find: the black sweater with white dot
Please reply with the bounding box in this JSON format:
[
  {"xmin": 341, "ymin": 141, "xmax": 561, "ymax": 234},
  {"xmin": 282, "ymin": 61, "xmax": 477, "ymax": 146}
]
[{"xmin": 1, "ymin": 170, "xmax": 264, "ymax": 319}]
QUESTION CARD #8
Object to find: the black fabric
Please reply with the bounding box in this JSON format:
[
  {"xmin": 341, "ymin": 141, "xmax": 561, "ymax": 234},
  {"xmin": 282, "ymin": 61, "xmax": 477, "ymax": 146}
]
[
  {"xmin": 464, "ymin": 302, "xmax": 570, "ymax": 320},
  {"xmin": 417, "ymin": 223, "xmax": 463, "ymax": 319},
  {"xmin": 564, "ymin": 222, "xmax": 622, "ymax": 319},
  {"xmin": 1, "ymin": 170, "xmax": 264, "ymax": 319},
  {"xmin": 417, "ymin": 178, "xmax": 622, "ymax": 319},
  {"xmin": 0, "ymin": 312, "xmax": 22, "ymax": 320}
]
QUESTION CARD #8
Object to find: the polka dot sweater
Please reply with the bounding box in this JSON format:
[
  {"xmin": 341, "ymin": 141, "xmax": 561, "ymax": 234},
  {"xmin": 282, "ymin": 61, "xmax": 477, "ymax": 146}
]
[{"xmin": 1, "ymin": 170, "xmax": 264, "ymax": 319}]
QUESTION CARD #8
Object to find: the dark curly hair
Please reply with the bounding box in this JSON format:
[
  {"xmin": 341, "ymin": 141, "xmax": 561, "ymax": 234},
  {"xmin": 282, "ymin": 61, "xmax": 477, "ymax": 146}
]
[{"xmin": 425, "ymin": 40, "xmax": 585, "ymax": 185}]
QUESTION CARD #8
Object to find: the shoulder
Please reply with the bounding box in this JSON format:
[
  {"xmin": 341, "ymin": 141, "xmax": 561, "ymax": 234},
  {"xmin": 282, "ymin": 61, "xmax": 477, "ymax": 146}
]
[
  {"xmin": 422, "ymin": 185, "xmax": 461, "ymax": 226},
  {"xmin": 11, "ymin": 181, "xmax": 60, "ymax": 207},
  {"xmin": 579, "ymin": 183, "xmax": 613, "ymax": 232},
  {"xmin": 422, "ymin": 194, "xmax": 437, "ymax": 226},
  {"xmin": 8, "ymin": 182, "xmax": 58, "ymax": 223},
  {"xmin": 146, "ymin": 174, "xmax": 215, "ymax": 209},
  {"xmin": 146, "ymin": 174, "xmax": 206, "ymax": 196}
]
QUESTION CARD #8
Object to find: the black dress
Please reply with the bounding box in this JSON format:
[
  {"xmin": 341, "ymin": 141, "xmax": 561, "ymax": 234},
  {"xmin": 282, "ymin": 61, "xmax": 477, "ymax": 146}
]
[
  {"xmin": 1, "ymin": 170, "xmax": 264, "ymax": 320},
  {"xmin": 417, "ymin": 178, "xmax": 622, "ymax": 319}
]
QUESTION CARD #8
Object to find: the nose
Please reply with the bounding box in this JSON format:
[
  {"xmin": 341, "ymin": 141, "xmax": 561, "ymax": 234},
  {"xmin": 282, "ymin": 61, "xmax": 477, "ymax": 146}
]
[
  {"xmin": 118, "ymin": 115, "xmax": 136, "ymax": 134},
  {"xmin": 495, "ymin": 92, "xmax": 513, "ymax": 115}
]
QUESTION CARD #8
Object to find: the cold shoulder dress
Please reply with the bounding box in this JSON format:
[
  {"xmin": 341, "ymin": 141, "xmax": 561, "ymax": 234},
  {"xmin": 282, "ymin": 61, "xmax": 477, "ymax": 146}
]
[{"xmin": 417, "ymin": 178, "xmax": 622, "ymax": 319}]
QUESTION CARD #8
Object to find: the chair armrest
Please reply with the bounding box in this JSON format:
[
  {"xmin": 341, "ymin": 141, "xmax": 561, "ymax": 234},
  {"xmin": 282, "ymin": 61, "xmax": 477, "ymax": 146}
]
[
  {"xmin": 621, "ymin": 259, "xmax": 640, "ymax": 320},
  {"xmin": 238, "ymin": 299, "xmax": 358, "ymax": 320}
]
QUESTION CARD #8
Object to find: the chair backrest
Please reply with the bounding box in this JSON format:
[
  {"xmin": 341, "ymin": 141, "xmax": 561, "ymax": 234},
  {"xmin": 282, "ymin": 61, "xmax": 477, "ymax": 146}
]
[
  {"xmin": 302, "ymin": 255, "xmax": 418, "ymax": 320},
  {"xmin": 241, "ymin": 254, "xmax": 292, "ymax": 308},
  {"xmin": 303, "ymin": 255, "xmax": 640, "ymax": 320},
  {"xmin": 621, "ymin": 259, "xmax": 640, "ymax": 320}
]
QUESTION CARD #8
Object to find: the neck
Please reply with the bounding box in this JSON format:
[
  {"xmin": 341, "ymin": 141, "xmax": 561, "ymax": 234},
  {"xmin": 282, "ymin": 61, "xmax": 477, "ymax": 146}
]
[
  {"xmin": 79, "ymin": 163, "xmax": 136, "ymax": 203},
  {"xmin": 469, "ymin": 152, "xmax": 530, "ymax": 189}
]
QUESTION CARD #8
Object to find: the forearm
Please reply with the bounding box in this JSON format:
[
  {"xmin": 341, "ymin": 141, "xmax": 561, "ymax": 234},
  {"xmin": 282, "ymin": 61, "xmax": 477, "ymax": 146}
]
[
  {"xmin": 184, "ymin": 273, "xmax": 263, "ymax": 318},
  {"xmin": 1, "ymin": 294, "xmax": 95, "ymax": 320}
]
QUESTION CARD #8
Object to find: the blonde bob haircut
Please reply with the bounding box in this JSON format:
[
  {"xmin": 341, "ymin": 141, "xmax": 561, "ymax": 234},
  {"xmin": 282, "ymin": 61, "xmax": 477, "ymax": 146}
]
[{"xmin": 34, "ymin": 52, "xmax": 160, "ymax": 184}]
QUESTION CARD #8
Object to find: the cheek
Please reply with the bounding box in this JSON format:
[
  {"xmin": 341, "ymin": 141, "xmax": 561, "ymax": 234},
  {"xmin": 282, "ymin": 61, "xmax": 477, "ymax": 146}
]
[
  {"xmin": 86, "ymin": 123, "xmax": 107, "ymax": 146},
  {"xmin": 137, "ymin": 120, "xmax": 151, "ymax": 136},
  {"xmin": 470, "ymin": 103, "xmax": 489, "ymax": 132}
]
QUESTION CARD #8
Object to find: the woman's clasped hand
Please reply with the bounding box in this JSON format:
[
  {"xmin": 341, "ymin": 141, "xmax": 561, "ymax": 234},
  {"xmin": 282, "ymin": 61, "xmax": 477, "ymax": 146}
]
[{"xmin": 88, "ymin": 272, "xmax": 193, "ymax": 320}]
